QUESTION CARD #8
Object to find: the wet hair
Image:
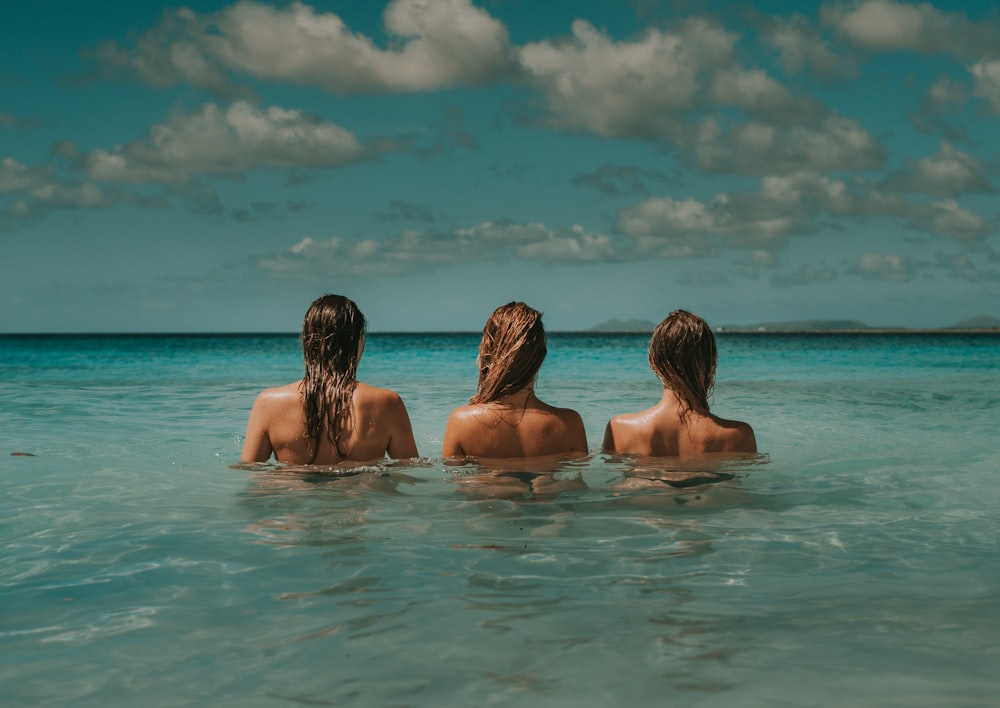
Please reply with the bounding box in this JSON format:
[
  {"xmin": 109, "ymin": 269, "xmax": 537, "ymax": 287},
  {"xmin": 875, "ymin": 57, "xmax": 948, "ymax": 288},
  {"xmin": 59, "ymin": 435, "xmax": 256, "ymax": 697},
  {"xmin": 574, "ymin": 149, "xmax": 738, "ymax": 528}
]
[
  {"xmin": 300, "ymin": 294, "xmax": 367, "ymax": 461},
  {"xmin": 470, "ymin": 302, "xmax": 547, "ymax": 404},
  {"xmin": 648, "ymin": 309, "xmax": 717, "ymax": 417}
]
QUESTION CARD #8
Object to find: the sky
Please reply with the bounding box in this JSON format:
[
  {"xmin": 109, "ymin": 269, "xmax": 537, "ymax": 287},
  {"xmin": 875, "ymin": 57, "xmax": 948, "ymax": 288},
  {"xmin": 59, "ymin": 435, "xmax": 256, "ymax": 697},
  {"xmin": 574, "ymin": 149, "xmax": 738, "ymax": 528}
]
[{"xmin": 2, "ymin": 0, "xmax": 1000, "ymax": 332}]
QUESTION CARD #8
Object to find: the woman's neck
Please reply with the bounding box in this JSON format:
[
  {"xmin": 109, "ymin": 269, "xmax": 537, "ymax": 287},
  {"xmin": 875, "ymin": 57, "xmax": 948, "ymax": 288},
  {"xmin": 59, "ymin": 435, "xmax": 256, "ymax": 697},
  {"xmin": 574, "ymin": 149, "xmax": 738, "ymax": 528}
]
[
  {"xmin": 659, "ymin": 387, "xmax": 708, "ymax": 416},
  {"xmin": 490, "ymin": 386, "xmax": 535, "ymax": 407}
]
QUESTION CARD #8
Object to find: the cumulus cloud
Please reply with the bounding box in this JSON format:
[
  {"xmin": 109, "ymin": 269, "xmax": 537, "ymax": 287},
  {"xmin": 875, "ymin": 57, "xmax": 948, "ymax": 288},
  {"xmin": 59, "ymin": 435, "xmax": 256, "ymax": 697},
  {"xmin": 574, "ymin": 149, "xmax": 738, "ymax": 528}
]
[
  {"xmin": 617, "ymin": 170, "xmax": 995, "ymax": 256},
  {"xmin": 91, "ymin": 0, "xmax": 515, "ymax": 96},
  {"xmin": 923, "ymin": 199, "xmax": 995, "ymax": 241},
  {"xmin": 909, "ymin": 76, "xmax": 970, "ymax": 140},
  {"xmin": 709, "ymin": 67, "xmax": 824, "ymax": 122},
  {"xmin": 617, "ymin": 171, "xmax": 859, "ymax": 255},
  {"xmin": 0, "ymin": 156, "xmax": 162, "ymax": 226},
  {"xmin": 882, "ymin": 142, "xmax": 994, "ymax": 197},
  {"xmin": 257, "ymin": 221, "xmax": 621, "ymax": 277},
  {"xmin": 517, "ymin": 17, "xmax": 833, "ymax": 139},
  {"xmin": 517, "ymin": 18, "xmax": 734, "ymax": 140},
  {"xmin": 82, "ymin": 102, "xmax": 365, "ymax": 184},
  {"xmin": 690, "ymin": 114, "xmax": 886, "ymax": 175},
  {"xmin": 0, "ymin": 157, "xmax": 51, "ymax": 194},
  {"xmin": 761, "ymin": 14, "xmax": 856, "ymax": 78},
  {"xmin": 824, "ymin": 0, "xmax": 994, "ymax": 58},
  {"xmin": 617, "ymin": 196, "xmax": 758, "ymax": 256},
  {"xmin": 851, "ymin": 251, "xmax": 922, "ymax": 282},
  {"xmin": 517, "ymin": 16, "xmax": 884, "ymax": 175},
  {"xmin": 970, "ymin": 61, "xmax": 1000, "ymax": 114}
]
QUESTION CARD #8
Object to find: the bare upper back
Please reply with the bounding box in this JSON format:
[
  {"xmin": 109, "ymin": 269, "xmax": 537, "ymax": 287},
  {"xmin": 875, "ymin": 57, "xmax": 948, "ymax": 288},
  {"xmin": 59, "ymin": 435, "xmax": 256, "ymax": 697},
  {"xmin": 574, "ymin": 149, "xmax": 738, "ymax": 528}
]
[
  {"xmin": 241, "ymin": 381, "xmax": 417, "ymax": 465},
  {"xmin": 604, "ymin": 400, "xmax": 756, "ymax": 457},
  {"xmin": 443, "ymin": 395, "xmax": 588, "ymax": 459}
]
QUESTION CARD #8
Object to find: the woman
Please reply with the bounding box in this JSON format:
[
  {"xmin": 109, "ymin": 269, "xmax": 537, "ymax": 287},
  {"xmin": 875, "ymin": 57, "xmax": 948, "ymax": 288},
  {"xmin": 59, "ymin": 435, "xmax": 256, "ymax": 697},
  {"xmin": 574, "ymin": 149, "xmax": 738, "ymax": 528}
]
[
  {"xmin": 442, "ymin": 302, "xmax": 587, "ymax": 459},
  {"xmin": 241, "ymin": 294, "xmax": 418, "ymax": 465},
  {"xmin": 603, "ymin": 309, "xmax": 756, "ymax": 457}
]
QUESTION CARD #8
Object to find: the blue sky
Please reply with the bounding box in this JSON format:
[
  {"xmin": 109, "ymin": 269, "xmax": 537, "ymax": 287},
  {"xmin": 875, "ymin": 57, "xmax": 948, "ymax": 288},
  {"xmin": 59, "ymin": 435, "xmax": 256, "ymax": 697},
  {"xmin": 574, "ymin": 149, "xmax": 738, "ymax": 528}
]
[{"xmin": 2, "ymin": 0, "xmax": 999, "ymax": 331}]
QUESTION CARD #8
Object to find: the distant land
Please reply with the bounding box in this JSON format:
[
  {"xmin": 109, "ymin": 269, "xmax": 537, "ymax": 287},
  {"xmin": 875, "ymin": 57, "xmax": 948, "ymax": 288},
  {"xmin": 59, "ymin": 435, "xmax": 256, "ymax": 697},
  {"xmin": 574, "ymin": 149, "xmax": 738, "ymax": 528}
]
[{"xmin": 587, "ymin": 315, "xmax": 1000, "ymax": 333}]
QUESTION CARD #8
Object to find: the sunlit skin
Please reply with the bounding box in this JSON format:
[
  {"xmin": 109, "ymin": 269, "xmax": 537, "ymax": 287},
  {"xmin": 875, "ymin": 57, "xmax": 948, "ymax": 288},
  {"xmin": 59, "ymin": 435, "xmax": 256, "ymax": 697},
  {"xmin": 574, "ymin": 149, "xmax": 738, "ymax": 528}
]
[
  {"xmin": 442, "ymin": 385, "xmax": 587, "ymax": 459},
  {"xmin": 602, "ymin": 387, "xmax": 756, "ymax": 457},
  {"xmin": 241, "ymin": 299, "xmax": 418, "ymax": 465},
  {"xmin": 241, "ymin": 380, "xmax": 418, "ymax": 465},
  {"xmin": 604, "ymin": 309, "xmax": 756, "ymax": 458}
]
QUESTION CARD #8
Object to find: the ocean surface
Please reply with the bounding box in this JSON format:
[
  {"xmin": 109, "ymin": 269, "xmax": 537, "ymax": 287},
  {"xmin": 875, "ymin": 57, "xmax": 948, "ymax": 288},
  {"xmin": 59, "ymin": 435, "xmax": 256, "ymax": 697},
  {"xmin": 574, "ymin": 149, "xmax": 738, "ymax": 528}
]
[{"xmin": 1, "ymin": 332, "xmax": 998, "ymax": 707}]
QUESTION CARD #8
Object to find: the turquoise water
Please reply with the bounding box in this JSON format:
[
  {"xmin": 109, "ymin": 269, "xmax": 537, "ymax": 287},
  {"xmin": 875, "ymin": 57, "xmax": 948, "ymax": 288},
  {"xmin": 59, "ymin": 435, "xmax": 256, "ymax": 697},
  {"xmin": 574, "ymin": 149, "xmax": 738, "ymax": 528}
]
[{"xmin": 1, "ymin": 333, "xmax": 998, "ymax": 706}]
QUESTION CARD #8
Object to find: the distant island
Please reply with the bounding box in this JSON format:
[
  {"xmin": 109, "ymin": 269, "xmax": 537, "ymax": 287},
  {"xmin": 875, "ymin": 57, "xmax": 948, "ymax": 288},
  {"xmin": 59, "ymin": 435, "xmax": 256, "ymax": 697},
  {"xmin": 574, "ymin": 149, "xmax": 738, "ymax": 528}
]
[
  {"xmin": 950, "ymin": 314, "xmax": 1000, "ymax": 329},
  {"xmin": 718, "ymin": 314, "xmax": 1000, "ymax": 333},
  {"xmin": 587, "ymin": 315, "xmax": 1000, "ymax": 333}
]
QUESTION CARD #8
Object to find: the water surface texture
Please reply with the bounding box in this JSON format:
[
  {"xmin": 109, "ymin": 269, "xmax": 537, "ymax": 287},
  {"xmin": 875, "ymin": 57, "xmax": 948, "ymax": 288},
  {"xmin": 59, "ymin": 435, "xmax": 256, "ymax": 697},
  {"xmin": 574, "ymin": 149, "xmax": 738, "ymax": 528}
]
[{"xmin": 2, "ymin": 333, "xmax": 998, "ymax": 706}]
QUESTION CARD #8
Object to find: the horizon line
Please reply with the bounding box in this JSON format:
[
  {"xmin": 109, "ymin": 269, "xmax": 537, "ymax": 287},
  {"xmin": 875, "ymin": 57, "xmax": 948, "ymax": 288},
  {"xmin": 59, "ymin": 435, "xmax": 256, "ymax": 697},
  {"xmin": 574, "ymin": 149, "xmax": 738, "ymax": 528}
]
[{"xmin": 2, "ymin": 327, "xmax": 999, "ymax": 337}]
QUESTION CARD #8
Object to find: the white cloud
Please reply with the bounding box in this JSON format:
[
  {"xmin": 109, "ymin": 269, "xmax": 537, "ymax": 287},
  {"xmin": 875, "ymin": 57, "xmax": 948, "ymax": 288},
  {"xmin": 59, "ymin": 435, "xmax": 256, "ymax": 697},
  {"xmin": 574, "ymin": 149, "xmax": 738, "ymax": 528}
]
[
  {"xmin": 925, "ymin": 200, "xmax": 994, "ymax": 241},
  {"xmin": 84, "ymin": 102, "xmax": 365, "ymax": 183},
  {"xmin": 616, "ymin": 195, "xmax": 792, "ymax": 254},
  {"xmin": 690, "ymin": 114, "xmax": 886, "ymax": 175},
  {"xmin": 709, "ymin": 67, "xmax": 823, "ymax": 122},
  {"xmin": 882, "ymin": 142, "xmax": 994, "ymax": 197},
  {"xmin": 93, "ymin": 0, "xmax": 514, "ymax": 95},
  {"xmin": 0, "ymin": 158, "xmax": 50, "ymax": 194},
  {"xmin": 852, "ymin": 252, "xmax": 922, "ymax": 282},
  {"xmin": 828, "ymin": 0, "xmax": 941, "ymax": 51},
  {"xmin": 970, "ymin": 61, "xmax": 1000, "ymax": 114},
  {"xmin": 258, "ymin": 221, "xmax": 622, "ymax": 277},
  {"xmin": 516, "ymin": 15, "xmax": 886, "ymax": 176},
  {"xmin": 517, "ymin": 18, "xmax": 735, "ymax": 139},
  {"xmin": 618, "ymin": 169, "xmax": 996, "ymax": 257},
  {"xmin": 825, "ymin": 0, "xmax": 986, "ymax": 56},
  {"xmin": 27, "ymin": 182, "xmax": 118, "ymax": 209},
  {"xmin": 762, "ymin": 14, "xmax": 855, "ymax": 77}
]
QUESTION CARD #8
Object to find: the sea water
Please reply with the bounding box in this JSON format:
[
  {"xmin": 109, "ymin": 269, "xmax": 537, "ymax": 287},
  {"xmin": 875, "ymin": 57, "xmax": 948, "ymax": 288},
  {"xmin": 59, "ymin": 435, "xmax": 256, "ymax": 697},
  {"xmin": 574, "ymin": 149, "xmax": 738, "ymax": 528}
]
[{"xmin": 1, "ymin": 332, "xmax": 998, "ymax": 706}]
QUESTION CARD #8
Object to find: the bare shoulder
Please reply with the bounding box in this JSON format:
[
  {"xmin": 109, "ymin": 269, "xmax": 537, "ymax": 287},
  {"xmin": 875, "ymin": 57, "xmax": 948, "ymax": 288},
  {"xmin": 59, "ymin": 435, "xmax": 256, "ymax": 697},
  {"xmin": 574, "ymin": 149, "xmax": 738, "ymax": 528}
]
[
  {"xmin": 713, "ymin": 416, "xmax": 757, "ymax": 453},
  {"xmin": 446, "ymin": 403, "xmax": 479, "ymax": 424},
  {"xmin": 604, "ymin": 410, "xmax": 644, "ymax": 452},
  {"xmin": 355, "ymin": 382, "xmax": 405, "ymax": 406},
  {"xmin": 551, "ymin": 404, "xmax": 584, "ymax": 426},
  {"xmin": 253, "ymin": 382, "xmax": 301, "ymax": 407},
  {"xmin": 608, "ymin": 409, "xmax": 645, "ymax": 428}
]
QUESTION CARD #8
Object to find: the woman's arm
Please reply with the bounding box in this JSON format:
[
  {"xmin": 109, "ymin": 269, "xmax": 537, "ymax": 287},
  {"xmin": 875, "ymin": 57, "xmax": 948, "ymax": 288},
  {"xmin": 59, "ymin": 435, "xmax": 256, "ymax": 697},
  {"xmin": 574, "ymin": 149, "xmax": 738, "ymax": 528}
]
[
  {"xmin": 441, "ymin": 409, "xmax": 467, "ymax": 458},
  {"xmin": 240, "ymin": 393, "xmax": 275, "ymax": 463},
  {"xmin": 386, "ymin": 393, "xmax": 419, "ymax": 459}
]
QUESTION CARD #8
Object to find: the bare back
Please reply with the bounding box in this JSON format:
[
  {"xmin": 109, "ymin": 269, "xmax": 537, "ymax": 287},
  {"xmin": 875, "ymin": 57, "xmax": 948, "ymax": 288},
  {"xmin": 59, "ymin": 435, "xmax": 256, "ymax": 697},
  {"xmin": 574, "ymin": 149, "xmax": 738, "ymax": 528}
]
[
  {"xmin": 241, "ymin": 381, "xmax": 418, "ymax": 465},
  {"xmin": 604, "ymin": 391, "xmax": 755, "ymax": 457},
  {"xmin": 443, "ymin": 392, "xmax": 588, "ymax": 459}
]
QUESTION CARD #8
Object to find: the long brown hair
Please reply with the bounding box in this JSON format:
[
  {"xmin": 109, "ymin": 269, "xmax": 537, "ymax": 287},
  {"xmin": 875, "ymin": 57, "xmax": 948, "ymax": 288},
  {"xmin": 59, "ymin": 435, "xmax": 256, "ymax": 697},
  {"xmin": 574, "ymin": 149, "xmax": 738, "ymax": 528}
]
[
  {"xmin": 470, "ymin": 302, "xmax": 547, "ymax": 404},
  {"xmin": 648, "ymin": 309, "xmax": 717, "ymax": 417},
  {"xmin": 300, "ymin": 294, "xmax": 367, "ymax": 461}
]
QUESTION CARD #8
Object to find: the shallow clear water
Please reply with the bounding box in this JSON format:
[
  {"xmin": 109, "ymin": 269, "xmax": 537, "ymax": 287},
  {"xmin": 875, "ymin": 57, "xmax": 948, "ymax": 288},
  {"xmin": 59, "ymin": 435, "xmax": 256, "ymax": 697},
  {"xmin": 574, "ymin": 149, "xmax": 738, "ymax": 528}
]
[{"xmin": 2, "ymin": 333, "xmax": 998, "ymax": 706}]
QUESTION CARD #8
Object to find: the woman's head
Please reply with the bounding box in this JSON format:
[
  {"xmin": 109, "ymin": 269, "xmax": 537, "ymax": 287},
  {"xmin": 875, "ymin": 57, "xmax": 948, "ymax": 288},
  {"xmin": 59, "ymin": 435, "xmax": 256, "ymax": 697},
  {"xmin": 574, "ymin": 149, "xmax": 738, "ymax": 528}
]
[
  {"xmin": 471, "ymin": 302, "xmax": 546, "ymax": 404},
  {"xmin": 301, "ymin": 294, "xmax": 366, "ymax": 374},
  {"xmin": 648, "ymin": 309, "xmax": 717, "ymax": 416},
  {"xmin": 300, "ymin": 294, "xmax": 367, "ymax": 459}
]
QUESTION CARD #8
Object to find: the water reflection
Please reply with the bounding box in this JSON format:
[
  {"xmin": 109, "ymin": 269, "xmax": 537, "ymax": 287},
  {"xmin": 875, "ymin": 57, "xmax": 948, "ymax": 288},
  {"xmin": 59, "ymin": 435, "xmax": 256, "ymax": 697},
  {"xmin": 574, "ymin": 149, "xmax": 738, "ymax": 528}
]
[{"xmin": 444, "ymin": 455, "xmax": 589, "ymax": 499}]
